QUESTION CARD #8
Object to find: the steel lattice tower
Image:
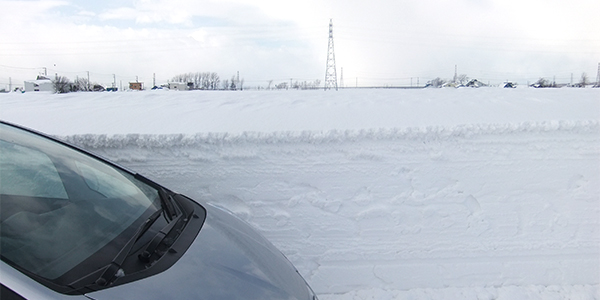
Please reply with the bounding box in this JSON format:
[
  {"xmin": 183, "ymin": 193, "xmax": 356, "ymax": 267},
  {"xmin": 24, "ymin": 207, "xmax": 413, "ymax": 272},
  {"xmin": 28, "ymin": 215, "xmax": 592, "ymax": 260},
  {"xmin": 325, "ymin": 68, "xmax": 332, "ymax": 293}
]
[{"xmin": 324, "ymin": 19, "xmax": 338, "ymax": 91}]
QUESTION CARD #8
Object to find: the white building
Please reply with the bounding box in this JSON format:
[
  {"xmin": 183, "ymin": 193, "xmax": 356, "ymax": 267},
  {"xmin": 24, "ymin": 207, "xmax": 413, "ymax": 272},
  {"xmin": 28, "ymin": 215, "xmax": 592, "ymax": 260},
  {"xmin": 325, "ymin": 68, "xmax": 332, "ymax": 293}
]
[
  {"xmin": 24, "ymin": 76, "xmax": 53, "ymax": 92},
  {"xmin": 168, "ymin": 82, "xmax": 190, "ymax": 91}
]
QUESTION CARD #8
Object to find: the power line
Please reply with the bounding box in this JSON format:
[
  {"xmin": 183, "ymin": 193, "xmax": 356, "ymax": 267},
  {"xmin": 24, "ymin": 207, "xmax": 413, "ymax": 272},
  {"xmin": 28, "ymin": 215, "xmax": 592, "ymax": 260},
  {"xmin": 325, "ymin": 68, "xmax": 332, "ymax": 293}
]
[{"xmin": 0, "ymin": 64, "xmax": 44, "ymax": 70}]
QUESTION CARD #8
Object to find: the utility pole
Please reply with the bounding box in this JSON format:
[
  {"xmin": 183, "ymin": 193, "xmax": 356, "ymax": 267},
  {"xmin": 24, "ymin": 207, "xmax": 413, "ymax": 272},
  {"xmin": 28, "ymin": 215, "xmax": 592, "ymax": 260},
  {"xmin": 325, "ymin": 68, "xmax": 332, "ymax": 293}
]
[
  {"xmin": 571, "ymin": 73, "xmax": 573, "ymax": 86},
  {"xmin": 87, "ymin": 71, "xmax": 90, "ymax": 91},
  {"xmin": 324, "ymin": 19, "xmax": 338, "ymax": 91},
  {"xmin": 153, "ymin": 73, "xmax": 156, "ymax": 88},
  {"xmin": 8, "ymin": 77, "xmax": 11, "ymax": 91},
  {"xmin": 113, "ymin": 74, "xmax": 116, "ymax": 88},
  {"xmin": 453, "ymin": 65, "xmax": 457, "ymax": 84},
  {"xmin": 596, "ymin": 62, "xmax": 600, "ymax": 87}
]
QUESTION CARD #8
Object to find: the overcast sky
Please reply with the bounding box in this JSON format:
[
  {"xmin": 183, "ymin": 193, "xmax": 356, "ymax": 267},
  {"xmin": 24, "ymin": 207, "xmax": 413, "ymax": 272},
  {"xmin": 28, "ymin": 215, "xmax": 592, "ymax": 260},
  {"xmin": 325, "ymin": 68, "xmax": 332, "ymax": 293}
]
[{"xmin": 1, "ymin": 0, "xmax": 599, "ymax": 88}]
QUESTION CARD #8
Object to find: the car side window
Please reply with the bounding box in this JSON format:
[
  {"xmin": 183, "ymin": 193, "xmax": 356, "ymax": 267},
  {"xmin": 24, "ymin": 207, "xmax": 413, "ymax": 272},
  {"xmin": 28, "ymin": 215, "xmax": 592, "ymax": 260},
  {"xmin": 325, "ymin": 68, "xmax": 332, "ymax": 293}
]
[{"xmin": 0, "ymin": 140, "xmax": 68, "ymax": 199}]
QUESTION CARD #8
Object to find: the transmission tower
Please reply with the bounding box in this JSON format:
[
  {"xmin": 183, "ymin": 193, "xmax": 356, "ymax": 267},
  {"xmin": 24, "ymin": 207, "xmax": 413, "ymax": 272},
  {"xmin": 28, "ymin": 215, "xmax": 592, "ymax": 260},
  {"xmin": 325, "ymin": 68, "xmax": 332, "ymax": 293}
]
[{"xmin": 324, "ymin": 19, "xmax": 338, "ymax": 91}]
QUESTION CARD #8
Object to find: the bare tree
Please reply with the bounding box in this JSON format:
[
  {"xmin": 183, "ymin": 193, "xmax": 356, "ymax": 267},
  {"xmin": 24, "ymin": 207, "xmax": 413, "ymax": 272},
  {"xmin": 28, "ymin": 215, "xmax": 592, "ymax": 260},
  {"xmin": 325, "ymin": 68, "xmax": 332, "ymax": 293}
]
[
  {"xmin": 193, "ymin": 73, "xmax": 201, "ymax": 89},
  {"xmin": 52, "ymin": 76, "xmax": 71, "ymax": 93},
  {"xmin": 275, "ymin": 82, "xmax": 288, "ymax": 90},
  {"xmin": 427, "ymin": 77, "xmax": 446, "ymax": 88},
  {"xmin": 222, "ymin": 79, "xmax": 229, "ymax": 90},
  {"xmin": 313, "ymin": 79, "xmax": 321, "ymax": 89},
  {"xmin": 209, "ymin": 73, "xmax": 220, "ymax": 90},
  {"xmin": 73, "ymin": 77, "xmax": 91, "ymax": 91},
  {"xmin": 229, "ymin": 75, "xmax": 237, "ymax": 90},
  {"xmin": 456, "ymin": 74, "xmax": 469, "ymax": 85},
  {"xmin": 201, "ymin": 73, "xmax": 211, "ymax": 89},
  {"xmin": 579, "ymin": 73, "xmax": 589, "ymax": 87}
]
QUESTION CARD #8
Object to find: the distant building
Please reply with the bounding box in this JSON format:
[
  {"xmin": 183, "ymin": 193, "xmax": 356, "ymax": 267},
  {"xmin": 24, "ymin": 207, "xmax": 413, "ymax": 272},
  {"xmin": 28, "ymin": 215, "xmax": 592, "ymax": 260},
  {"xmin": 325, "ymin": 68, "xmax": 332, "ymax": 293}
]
[
  {"xmin": 168, "ymin": 82, "xmax": 189, "ymax": 91},
  {"xmin": 129, "ymin": 82, "xmax": 143, "ymax": 90},
  {"xmin": 466, "ymin": 79, "xmax": 486, "ymax": 88},
  {"xmin": 24, "ymin": 76, "xmax": 53, "ymax": 92}
]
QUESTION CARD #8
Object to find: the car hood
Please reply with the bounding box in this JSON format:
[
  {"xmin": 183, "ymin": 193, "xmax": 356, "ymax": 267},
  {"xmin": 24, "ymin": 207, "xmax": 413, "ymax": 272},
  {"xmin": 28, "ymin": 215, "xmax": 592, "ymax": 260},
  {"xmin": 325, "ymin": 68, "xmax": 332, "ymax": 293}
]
[{"xmin": 85, "ymin": 202, "xmax": 313, "ymax": 300}]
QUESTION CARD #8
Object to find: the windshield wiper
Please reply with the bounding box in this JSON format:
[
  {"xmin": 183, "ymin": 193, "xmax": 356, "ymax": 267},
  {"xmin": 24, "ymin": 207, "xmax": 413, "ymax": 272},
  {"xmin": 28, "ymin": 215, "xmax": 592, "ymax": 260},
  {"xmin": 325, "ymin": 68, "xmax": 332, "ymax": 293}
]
[
  {"xmin": 138, "ymin": 213, "xmax": 185, "ymax": 263},
  {"xmin": 158, "ymin": 188, "xmax": 179, "ymax": 221},
  {"xmin": 95, "ymin": 208, "xmax": 163, "ymax": 287},
  {"xmin": 133, "ymin": 174, "xmax": 179, "ymax": 220},
  {"xmin": 95, "ymin": 190, "xmax": 184, "ymax": 286}
]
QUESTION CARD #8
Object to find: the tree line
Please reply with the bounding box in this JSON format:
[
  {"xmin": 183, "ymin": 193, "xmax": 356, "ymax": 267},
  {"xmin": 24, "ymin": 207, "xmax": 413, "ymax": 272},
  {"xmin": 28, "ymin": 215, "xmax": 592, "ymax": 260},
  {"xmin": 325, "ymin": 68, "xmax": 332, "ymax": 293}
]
[
  {"xmin": 52, "ymin": 76, "xmax": 106, "ymax": 93},
  {"xmin": 170, "ymin": 72, "xmax": 248, "ymax": 90},
  {"xmin": 49, "ymin": 71, "xmax": 236, "ymax": 93},
  {"xmin": 171, "ymin": 72, "xmax": 223, "ymax": 90}
]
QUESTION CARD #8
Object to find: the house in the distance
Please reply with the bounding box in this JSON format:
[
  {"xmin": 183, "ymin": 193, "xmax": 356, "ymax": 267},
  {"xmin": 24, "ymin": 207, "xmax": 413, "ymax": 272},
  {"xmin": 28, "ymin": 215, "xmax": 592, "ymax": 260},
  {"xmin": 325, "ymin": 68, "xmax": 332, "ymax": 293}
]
[
  {"xmin": 24, "ymin": 75, "xmax": 53, "ymax": 92},
  {"xmin": 129, "ymin": 82, "xmax": 143, "ymax": 90},
  {"xmin": 168, "ymin": 82, "xmax": 191, "ymax": 91}
]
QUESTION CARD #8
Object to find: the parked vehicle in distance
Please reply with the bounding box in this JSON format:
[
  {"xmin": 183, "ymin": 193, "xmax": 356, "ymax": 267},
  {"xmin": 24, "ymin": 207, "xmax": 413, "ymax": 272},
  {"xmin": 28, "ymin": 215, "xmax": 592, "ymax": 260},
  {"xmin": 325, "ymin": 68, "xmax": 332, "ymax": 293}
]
[{"xmin": 0, "ymin": 121, "xmax": 317, "ymax": 300}]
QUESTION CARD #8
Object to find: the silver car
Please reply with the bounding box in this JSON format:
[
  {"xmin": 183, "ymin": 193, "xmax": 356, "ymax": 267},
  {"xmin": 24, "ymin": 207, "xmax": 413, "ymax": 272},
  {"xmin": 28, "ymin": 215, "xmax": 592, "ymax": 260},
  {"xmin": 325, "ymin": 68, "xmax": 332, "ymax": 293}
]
[{"xmin": 0, "ymin": 121, "xmax": 317, "ymax": 300}]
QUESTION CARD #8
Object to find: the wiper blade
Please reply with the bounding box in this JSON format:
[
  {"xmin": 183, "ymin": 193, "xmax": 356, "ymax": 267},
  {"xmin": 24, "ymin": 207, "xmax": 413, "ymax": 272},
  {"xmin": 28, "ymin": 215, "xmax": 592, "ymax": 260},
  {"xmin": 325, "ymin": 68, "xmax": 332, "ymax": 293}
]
[
  {"xmin": 158, "ymin": 188, "xmax": 179, "ymax": 221},
  {"xmin": 95, "ymin": 208, "xmax": 163, "ymax": 287},
  {"xmin": 95, "ymin": 191, "xmax": 185, "ymax": 286},
  {"xmin": 133, "ymin": 173, "xmax": 179, "ymax": 220},
  {"xmin": 138, "ymin": 213, "xmax": 185, "ymax": 263}
]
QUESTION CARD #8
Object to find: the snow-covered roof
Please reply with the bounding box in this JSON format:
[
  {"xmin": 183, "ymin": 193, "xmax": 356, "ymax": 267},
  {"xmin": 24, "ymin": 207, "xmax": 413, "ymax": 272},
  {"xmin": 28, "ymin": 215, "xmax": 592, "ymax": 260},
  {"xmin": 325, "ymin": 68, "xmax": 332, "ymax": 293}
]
[
  {"xmin": 24, "ymin": 79, "xmax": 52, "ymax": 84},
  {"xmin": 25, "ymin": 75, "xmax": 52, "ymax": 85}
]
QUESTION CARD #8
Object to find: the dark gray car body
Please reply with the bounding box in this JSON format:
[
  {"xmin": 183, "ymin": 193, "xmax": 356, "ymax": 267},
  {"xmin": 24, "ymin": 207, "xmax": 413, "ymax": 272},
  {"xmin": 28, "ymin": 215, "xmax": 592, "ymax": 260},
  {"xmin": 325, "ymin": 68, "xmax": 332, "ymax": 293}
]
[{"xmin": 84, "ymin": 202, "xmax": 314, "ymax": 300}]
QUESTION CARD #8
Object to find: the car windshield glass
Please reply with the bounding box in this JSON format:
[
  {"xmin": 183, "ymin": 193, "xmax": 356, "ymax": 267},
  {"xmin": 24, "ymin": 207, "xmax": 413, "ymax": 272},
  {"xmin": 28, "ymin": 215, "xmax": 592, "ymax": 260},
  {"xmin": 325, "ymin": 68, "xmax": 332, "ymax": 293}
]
[{"xmin": 0, "ymin": 123, "xmax": 160, "ymax": 279}]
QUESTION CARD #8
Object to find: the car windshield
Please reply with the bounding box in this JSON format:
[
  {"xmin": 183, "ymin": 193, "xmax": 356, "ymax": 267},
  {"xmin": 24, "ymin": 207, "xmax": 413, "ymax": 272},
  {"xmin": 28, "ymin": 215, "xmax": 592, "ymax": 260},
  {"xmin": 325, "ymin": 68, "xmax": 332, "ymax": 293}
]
[{"xmin": 0, "ymin": 123, "xmax": 160, "ymax": 280}]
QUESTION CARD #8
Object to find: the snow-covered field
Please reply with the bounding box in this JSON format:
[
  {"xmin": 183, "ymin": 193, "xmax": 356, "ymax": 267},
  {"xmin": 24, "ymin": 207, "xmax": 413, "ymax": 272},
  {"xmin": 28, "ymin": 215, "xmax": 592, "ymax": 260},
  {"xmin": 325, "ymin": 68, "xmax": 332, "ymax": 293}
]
[{"xmin": 1, "ymin": 88, "xmax": 599, "ymax": 299}]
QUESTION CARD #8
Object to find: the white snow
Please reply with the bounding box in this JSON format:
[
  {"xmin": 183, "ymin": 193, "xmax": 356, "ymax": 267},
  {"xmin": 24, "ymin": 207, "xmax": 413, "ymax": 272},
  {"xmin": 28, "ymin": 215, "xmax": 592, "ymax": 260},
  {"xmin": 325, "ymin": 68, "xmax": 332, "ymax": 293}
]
[{"xmin": 1, "ymin": 88, "xmax": 599, "ymax": 299}]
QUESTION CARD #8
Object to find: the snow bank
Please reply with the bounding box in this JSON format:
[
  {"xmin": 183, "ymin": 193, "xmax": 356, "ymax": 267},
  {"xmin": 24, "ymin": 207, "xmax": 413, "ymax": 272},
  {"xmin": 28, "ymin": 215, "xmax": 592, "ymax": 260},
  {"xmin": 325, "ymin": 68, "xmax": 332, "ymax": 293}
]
[{"xmin": 61, "ymin": 120, "xmax": 598, "ymax": 149}]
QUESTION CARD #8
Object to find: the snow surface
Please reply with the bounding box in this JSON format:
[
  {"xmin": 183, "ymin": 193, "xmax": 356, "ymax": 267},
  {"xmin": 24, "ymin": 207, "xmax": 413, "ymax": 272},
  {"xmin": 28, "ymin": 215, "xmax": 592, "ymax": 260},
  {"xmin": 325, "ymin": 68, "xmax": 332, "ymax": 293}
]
[{"xmin": 1, "ymin": 88, "xmax": 599, "ymax": 299}]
